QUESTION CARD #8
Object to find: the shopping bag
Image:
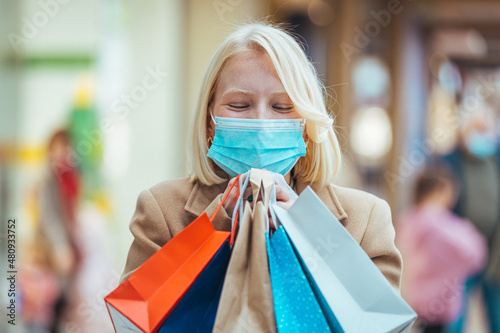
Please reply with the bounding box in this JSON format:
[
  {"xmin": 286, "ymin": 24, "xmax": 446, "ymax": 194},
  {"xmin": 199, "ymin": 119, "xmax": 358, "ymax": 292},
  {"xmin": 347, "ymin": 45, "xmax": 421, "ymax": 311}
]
[
  {"xmin": 105, "ymin": 175, "xmax": 241, "ymax": 333},
  {"xmin": 273, "ymin": 186, "xmax": 417, "ymax": 333},
  {"xmin": 247, "ymin": 169, "xmax": 330, "ymax": 333},
  {"xmin": 213, "ymin": 169, "xmax": 277, "ymax": 333},
  {"xmin": 267, "ymin": 227, "xmax": 332, "ymax": 333}
]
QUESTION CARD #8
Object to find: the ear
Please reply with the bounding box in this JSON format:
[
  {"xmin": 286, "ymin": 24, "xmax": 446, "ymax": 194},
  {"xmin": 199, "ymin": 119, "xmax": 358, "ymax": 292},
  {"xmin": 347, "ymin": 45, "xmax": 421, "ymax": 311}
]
[{"xmin": 302, "ymin": 123, "xmax": 309, "ymax": 146}]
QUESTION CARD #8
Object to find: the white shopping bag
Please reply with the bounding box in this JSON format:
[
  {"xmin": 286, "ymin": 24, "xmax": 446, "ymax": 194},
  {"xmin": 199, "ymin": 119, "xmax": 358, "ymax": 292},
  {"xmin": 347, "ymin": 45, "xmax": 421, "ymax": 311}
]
[{"xmin": 273, "ymin": 186, "xmax": 416, "ymax": 333}]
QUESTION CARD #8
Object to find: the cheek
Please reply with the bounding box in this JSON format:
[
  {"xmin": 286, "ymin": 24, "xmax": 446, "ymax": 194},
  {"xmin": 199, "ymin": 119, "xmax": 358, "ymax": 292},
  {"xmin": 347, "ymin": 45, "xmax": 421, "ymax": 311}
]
[
  {"xmin": 213, "ymin": 105, "xmax": 232, "ymax": 118},
  {"xmin": 283, "ymin": 110, "xmax": 303, "ymax": 119}
]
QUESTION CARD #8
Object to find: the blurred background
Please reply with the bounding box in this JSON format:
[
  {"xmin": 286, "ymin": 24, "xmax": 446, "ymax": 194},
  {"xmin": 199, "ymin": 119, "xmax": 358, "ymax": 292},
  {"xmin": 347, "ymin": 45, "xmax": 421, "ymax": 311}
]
[{"xmin": 1, "ymin": 0, "xmax": 499, "ymax": 332}]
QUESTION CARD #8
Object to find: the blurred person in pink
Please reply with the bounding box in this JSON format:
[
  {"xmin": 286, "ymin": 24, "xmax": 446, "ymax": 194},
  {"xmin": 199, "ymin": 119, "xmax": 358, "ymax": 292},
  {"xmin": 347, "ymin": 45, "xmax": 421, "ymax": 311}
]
[
  {"xmin": 397, "ymin": 164, "xmax": 487, "ymax": 333},
  {"xmin": 34, "ymin": 129, "xmax": 83, "ymax": 332}
]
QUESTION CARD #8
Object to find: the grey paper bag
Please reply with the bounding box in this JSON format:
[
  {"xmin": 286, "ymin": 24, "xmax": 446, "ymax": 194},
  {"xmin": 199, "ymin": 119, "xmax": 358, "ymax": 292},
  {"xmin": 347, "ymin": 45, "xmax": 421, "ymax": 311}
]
[{"xmin": 273, "ymin": 186, "xmax": 416, "ymax": 333}]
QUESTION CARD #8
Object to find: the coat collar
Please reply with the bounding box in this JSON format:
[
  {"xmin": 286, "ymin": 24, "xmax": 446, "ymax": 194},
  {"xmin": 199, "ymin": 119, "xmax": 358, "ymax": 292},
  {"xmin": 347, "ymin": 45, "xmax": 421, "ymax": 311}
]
[{"xmin": 184, "ymin": 175, "xmax": 348, "ymax": 222}]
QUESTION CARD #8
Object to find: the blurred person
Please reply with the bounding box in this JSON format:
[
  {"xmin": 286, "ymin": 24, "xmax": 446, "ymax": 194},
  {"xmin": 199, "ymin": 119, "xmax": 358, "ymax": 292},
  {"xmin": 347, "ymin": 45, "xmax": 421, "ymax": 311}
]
[
  {"xmin": 397, "ymin": 165, "xmax": 487, "ymax": 333},
  {"xmin": 442, "ymin": 106, "xmax": 500, "ymax": 333},
  {"xmin": 35, "ymin": 129, "xmax": 83, "ymax": 333},
  {"xmin": 19, "ymin": 235, "xmax": 61, "ymax": 333},
  {"xmin": 486, "ymin": 226, "xmax": 500, "ymax": 286},
  {"xmin": 119, "ymin": 22, "xmax": 403, "ymax": 295}
]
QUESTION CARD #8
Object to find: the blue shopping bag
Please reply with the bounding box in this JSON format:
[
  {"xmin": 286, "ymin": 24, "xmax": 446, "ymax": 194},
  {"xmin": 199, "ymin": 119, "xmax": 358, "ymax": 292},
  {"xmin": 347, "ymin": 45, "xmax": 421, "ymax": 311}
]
[
  {"xmin": 158, "ymin": 241, "xmax": 230, "ymax": 332},
  {"xmin": 267, "ymin": 226, "xmax": 332, "ymax": 333},
  {"xmin": 259, "ymin": 168, "xmax": 333, "ymax": 333}
]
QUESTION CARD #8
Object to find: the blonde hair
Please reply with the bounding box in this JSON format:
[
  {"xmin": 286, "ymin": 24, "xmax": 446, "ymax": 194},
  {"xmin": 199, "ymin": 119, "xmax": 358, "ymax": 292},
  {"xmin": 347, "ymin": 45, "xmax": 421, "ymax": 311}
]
[{"xmin": 187, "ymin": 22, "xmax": 342, "ymax": 188}]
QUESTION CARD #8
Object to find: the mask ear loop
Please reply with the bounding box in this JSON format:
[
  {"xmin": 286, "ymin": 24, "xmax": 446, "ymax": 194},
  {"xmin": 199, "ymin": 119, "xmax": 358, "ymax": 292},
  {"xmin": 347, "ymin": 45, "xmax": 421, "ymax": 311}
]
[{"xmin": 211, "ymin": 113, "xmax": 217, "ymax": 125}]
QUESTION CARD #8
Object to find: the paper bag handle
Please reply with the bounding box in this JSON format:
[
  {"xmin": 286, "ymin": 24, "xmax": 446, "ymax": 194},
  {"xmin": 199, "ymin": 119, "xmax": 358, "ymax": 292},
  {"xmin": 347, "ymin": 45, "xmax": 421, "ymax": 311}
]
[
  {"xmin": 229, "ymin": 172, "xmax": 251, "ymax": 246},
  {"xmin": 251, "ymin": 169, "xmax": 278, "ymax": 232},
  {"xmin": 261, "ymin": 171, "xmax": 278, "ymax": 232}
]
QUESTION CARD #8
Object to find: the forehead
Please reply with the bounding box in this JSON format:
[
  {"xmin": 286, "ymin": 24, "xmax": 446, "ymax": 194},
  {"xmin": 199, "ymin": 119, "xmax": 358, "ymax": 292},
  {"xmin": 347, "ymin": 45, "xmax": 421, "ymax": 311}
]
[{"xmin": 216, "ymin": 49, "xmax": 286, "ymax": 95}]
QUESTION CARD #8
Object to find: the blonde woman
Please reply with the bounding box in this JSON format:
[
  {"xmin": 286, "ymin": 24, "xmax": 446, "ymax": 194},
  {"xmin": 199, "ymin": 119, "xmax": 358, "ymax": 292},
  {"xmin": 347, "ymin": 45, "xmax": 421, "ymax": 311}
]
[{"xmin": 120, "ymin": 22, "xmax": 402, "ymax": 290}]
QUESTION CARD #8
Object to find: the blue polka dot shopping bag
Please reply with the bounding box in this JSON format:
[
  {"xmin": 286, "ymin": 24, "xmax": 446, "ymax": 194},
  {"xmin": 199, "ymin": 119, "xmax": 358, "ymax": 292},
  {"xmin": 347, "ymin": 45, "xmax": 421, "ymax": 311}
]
[{"xmin": 267, "ymin": 225, "xmax": 334, "ymax": 333}]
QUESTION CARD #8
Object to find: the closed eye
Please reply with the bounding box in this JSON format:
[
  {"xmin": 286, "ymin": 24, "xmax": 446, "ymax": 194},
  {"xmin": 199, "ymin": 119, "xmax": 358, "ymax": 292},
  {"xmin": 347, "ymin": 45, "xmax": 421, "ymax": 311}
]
[
  {"xmin": 273, "ymin": 105, "xmax": 294, "ymax": 111},
  {"xmin": 227, "ymin": 104, "xmax": 249, "ymax": 109}
]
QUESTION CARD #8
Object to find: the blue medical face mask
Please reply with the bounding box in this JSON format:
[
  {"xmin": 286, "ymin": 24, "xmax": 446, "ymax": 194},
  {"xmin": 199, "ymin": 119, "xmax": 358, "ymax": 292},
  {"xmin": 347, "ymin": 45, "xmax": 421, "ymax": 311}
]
[
  {"xmin": 465, "ymin": 130, "xmax": 497, "ymax": 159},
  {"xmin": 207, "ymin": 116, "xmax": 307, "ymax": 178}
]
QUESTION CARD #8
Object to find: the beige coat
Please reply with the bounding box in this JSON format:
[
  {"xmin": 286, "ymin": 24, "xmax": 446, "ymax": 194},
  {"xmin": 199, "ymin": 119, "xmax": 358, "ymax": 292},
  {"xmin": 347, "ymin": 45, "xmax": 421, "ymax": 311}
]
[{"xmin": 120, "ymin": 177, "xmax": 403, "ymax": 291}]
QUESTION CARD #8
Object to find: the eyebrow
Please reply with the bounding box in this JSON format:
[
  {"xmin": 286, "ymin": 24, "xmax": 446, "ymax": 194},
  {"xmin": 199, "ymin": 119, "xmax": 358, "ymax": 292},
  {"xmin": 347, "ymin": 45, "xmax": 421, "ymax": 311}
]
[
  {"xmin": 221, "ymin": 89, "xmax": 289, "ymax": 97},
  {"xmin": 271, "ymin": 90, "xmax": 288, "ymax": 97},
  {"xmin": 221, "ymin": 89, "xmax": 253, "ymax": 97}
]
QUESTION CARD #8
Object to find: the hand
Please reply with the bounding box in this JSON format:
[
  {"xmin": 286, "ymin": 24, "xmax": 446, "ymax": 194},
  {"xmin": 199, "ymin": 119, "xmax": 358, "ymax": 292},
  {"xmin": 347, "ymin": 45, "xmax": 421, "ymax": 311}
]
[
  {"xmin": 222, "ymin": 173, "xmax": 252, "ymax": 217},
  {"xmin": 271, "ymin": 173, "xmax": 297, "ymax": 211}
]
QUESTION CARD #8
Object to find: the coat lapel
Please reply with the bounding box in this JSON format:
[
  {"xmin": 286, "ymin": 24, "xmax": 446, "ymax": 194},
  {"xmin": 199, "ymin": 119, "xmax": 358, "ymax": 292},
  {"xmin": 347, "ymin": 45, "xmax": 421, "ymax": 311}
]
[{"xmin": 184, "ymin": 180, "xmax": 229, "ymax": 218}]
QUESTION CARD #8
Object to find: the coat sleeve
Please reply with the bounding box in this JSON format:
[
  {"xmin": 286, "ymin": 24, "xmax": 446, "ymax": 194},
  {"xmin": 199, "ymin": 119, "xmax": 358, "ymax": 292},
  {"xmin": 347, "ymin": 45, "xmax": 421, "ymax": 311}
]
[
  {"xmin": 119, "ymin": 189, "xmax": 172, "ymax": 284},
  {"xmin": 360, "ymin": 198, "xmax": 403, "ymax": 292}
]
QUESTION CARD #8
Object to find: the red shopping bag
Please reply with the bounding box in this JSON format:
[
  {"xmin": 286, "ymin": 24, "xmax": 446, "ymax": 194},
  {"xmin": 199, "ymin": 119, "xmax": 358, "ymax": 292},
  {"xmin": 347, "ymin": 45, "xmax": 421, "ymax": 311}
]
[{"xmin": 105, "ymin": 176, "xmax": 241, "ymax": 333}]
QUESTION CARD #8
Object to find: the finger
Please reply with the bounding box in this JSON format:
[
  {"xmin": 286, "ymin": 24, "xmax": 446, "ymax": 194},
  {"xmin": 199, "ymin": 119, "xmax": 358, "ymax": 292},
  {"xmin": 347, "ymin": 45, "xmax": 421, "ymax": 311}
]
[
  {"xmin": 233, "ymin": 187, "xmax": 252, "ymax": 204},
  {"xmin": 228, "ymin": 173, "xmax": 247, "ymax": 192},
  {"xmin": 229, "ymin": 175, "xmax": 242, "ymax": 193},
  {"xmin": 275, "ymin": 184, "xmax": 293, "ymax": 201},
  {"xmin": 235, "ymin": 173, "xmax": 248, "ymax": 192},
  {"xmin": 272, "ymin": 172, "xmax": 285, "ymax": 183},
  {"xmin": 228, "ymin": 182, "xmax": 252, "ymax": 207},
  {"xmin": 242, "ymin": 186, "xmax": 251, "ymax": 197},
  {"xmin": 232, "ymin": 180, "xmax": 251, "ymax": 196},
  {"xmin": 273, "ymin": 175, "xmax": 298, "ymax": 200},
  {"xmin": 272, "ymin": 173, "xmax": 289, "ymax": 188},
  {"xmin": 275, "ymin": 199, "xmax": 294, "ymax": 211}
]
